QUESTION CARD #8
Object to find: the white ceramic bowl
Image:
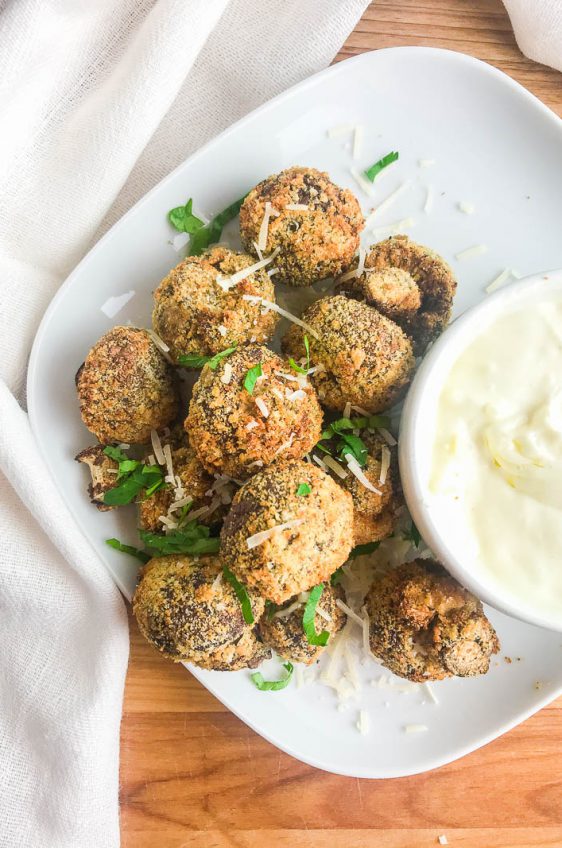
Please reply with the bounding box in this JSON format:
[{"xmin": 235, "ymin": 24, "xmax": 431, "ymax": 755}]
[{"xmin": 399, "ymin": 269, "xmax": 562, "ymax": 632}]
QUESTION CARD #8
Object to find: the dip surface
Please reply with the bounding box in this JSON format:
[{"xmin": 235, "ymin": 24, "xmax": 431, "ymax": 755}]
[{"xmin": 429, "ymin": 295, "xmax": 562, "ymax": 620}]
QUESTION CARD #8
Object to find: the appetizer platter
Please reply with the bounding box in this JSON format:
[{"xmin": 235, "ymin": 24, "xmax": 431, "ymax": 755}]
[{"xmin": 27, "ymin": 48, "xmax": 562, "ymax": 778}]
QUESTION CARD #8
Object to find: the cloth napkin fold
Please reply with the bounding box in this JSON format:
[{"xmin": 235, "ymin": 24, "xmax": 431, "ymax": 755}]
[
  {"xmin": 503, "ymin": 0, "xmax": 562, "ymax": 73},
  {"xmin": 0, "ymin": 1, "xmax": 370, "ymax": 846}
]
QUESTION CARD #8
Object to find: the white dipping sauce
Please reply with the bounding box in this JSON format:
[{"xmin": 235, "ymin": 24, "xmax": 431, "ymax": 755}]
[{"xmin": 429, "ymin": 295, "xmax": 562, "ymax": 620}]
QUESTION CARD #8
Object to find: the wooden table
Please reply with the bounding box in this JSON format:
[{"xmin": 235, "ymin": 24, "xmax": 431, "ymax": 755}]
[{"xmin": 120, "ymin": 3, "xmax": 562, "ymax": 846}]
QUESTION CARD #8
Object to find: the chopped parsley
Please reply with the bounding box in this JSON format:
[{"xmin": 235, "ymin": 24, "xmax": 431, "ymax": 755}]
[
  {"xmin": 251, "ymin": 661, "xmax": 294, "ymax": 691},
  {"xmin": 296, "ymin": 483, "xmax": 311, "ymax": 497},
  {"xmin": 403, "ymin": 521, "xmax": 422, "ymax": 548},
  {"xmin": 338, "ymin": 432, "xmax": 368, "ymax": 467},
  {"xmin": 106, "ymin": 538, "xmax": 150, "ymax": 564},
  {"xmin": 349, "ymin": 541, "xmax": 380, "ymax": 559},
  {"xmin": 102, "ymin": 447, "xmax": 166, "ymax": 506},
  {"xmin": 289, "ymin": 334, "xmax": 310, "ymax": 375},
  {"xmin": 139, "ymin": 524, "xmax": 220, "ymax": 556},
  {"xmin": 188, "ymin": 195, "xmax": 246, "ymax": 256},
  {"xmin": 244, "ymin": 363, "xmax": 262, "ymax": 394},
  {"xmin": 317, "ymin": 414, "xmax": 392, "ymax": 469},
  {"xmin": 302, "ymin": 584, "xmax": 330, "ymax": 646},
  {"xmin": 168, "ymin": 197, "xmax": 204, "ymax": 234},
  {"xmin": 178, "ymin": 345, "xmax": 237, "ymax": 370},
  {"xmin": 223, "ymin": 566, "xmax": 254, "ymax": 624},
  {"xmin": 364, "ymin": 151, "xmax": 399, "ymax": 182}
]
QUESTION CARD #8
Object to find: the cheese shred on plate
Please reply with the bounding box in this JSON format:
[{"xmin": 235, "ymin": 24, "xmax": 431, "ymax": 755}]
[
  {"xmin": 404, "ymin": 724, "xmax": 428, "ymax": 733},
  {"xmin": 322, "ymin": 454, "xmax": 349, "ymax": 480},
  {"xmin": 379, "ymin": 445, "xmax": 391, "ymax": 484},
  {"xmin": 258, "ymin": 202, "xmax": 274, "ymax": 251},
  {"xmin": 219, "ymin": 248, "xmax": 279, "ymax": 290},
  {"xmin": 455, "ymin": 243, "xmax": 488, "ymax": 261},
  {"xmin": 485, "ymin": 268, "xmax": 512, "ymax": 294},
  {"xmin": 246, "ymin": 518, "xmax": 304, "ymax": 549},
  {"xmin": 357, "ymin": 709, "xmax": 370, "ymax": 735},
  {"xmin": 344, "ymin": 453, "xmax": 382, "ymax": 494},
  {"xmin": 242, "ymin": 295, "xmax": 320, "ymax": 339},
  {"xmin": 150, "ymin": 429, "xmax": 166, "ymax": 466},
  {"xmin": 255, "ymin": 397, "xmax": 269, "ymax": 418}
]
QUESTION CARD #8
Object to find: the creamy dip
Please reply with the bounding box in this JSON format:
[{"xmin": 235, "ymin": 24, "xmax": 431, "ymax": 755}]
[{"xmin": 429, "ymin": 295, "xmax": 562, "ymax": 621}]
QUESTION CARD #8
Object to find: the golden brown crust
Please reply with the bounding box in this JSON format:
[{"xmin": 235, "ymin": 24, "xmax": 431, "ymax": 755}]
[
  {"xmin": 365, "ymin": 559, "xmax": 500, "ymax": 682},
  {"xmin": 220, "ymin": 459, "xmax": 354, "ymax": 604},
  {"xmin": 338, "ymin": 235, "xmax": 456, "ymax": 354},
  {"xmin": 337, "ymin": 266, "xmax": 422, "ymax": 325},
  {"xmin": 282, "ymin": 295, "xmax": 414, "ymax": 413},
  {"xmin": 185, "ymin": 345, "xmax": 323, "ymax": 479},
  {"xmin": 258, "ymin": 583, "xmax": 346, "ymax": 665},
  {"xmin": 132, "ymin": 554, "xmax": 267, "ymax": 668},
  {"xmin": 76, "ymin": 327, "xmax": 179, "ymax": 444},
  {"xmin": 240, "ymin": 167, "xmax": 364, "ymax": 286},
  {"xmin": 74, "ymin": 444, "xmax": 119, "ymax": 511},
  {"xmin": 152, "ymin": 246, "xmax": 278, "ymax": 363}
]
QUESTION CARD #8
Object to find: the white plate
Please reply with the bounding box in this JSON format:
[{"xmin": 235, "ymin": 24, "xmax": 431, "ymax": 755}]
[{"xmin": 27, "ymin": 47, "xmax": 562, "ymax": 778}]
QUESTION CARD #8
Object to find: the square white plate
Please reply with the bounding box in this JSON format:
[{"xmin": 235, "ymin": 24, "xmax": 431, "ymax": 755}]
[{"xmin": 27, "ymin": 47, "xmax": 562, "ymax": 778}]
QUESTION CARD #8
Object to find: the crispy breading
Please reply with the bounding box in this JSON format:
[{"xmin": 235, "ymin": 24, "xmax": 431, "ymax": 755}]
[
  {"xmin": 366, "ymin": 559, "xmax": 500, "ymax": 682},
  {"xmin": 74, "ymin": 444, "xmax": 119, "ymax": 511},
  {"xmin": 240, "ymin": 167, "xmax": 364, "ymax": 287},
  {"xmin": 152, "ymin": 246, "xmax": 278, "ymax": 363}
]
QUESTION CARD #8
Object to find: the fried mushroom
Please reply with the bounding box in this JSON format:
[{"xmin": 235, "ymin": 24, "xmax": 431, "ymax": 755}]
[
  {"xmin": 365, "ymin": 559, "xmax": 500, "ymax": 682},
  {"xmin": 240, "ymin": 167, "xmax": 364, "ymax": 286},
  {"xmin": 75, "ymin": 444, "xmax": 119, "ymax": 511}
]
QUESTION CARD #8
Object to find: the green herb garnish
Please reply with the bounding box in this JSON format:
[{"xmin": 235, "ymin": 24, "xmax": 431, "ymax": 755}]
[
  {"xmin": 318, "ymin": 414, "xmax": 392, "ymax": 469},
  {"xmin": 251, "ymin": 662, "xmax": 294, "ymax": 691},
  {"xmin": 168, "ymin": 197, "xmax": 204, "ymax": 234},
  {"xmin": 105, "ymin": 538, "xmax": 150, "ymax": 564},
  {"xmin": 349, "ymin": 541, "xmax": 380, "ymax": 559},
  {"xmin": 223, "ymin": 566, "xmax": 254, "ymax": 624},
  {"xmin": 289, "ymin": 334, "xmax": 310, "ymax": 375},
  {"xmin": 403, "ymin": 521, "xmax": 422, "ymax": 548},
  {"xmin": 302, "ymin": 584, "xmax": 330, "ymax": 646},
  {"xmin": 139, "ymin": 524, "xmax": 220, "ymax": 556},
  {"xmin": 338, "ymin": 432, "xmax": 368, "ymax": 467},
  {"xmin": 364, "ymin": 151, "xmax": 399, "ymax": 182},
  {"xmin": 330, "ymin": 566, "xmax": 344, "ymax": 586},
  {"xmin": 296, "ymin": 483, "xmax": 311, "ymax": 497},
  {"xmin": 188, "ymin": 195, "xmax": 246, "ymax": 256},
  {"xmin": 244, "ymin": 363, "xmax": 262, "ymax": 394},
  {"xmin": 178, "ymin": 345, "xmax": 237, "ymax": 370},
  {"xmin": 264, "ymin": 600, "xmax": 277, "ymax": 620},
  {"xmin": 102, "ymin": 447, "xmax": 166, "ymax": 506}
]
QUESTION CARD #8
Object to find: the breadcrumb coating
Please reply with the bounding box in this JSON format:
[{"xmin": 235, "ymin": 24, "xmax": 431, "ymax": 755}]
[
  {"xmin": 259, "ymin": 583, "xmax": 346, "ymax": 664},
  {"xmin": 220, "ymin": 459, "xmax": 354, "ymax": 604},
  {"xmin": 74, "ymin": 444, "xmax": 119, "ymax": 511},
  {"xmin": 76, "ymin": 326, "xmax": 178, "ymax": 444},
  {"xmin": 152, "ymin": 246, "xmax": 278, "ymax": 363},
  {"xmin": 185, "ymin": 345, "xmax": 323, "ymax": 479},
  {"xmin": 338, "ymin": 235, "xmax": 456, "ymax": 354},
  {"xmin": 282, "ymin": 295, "xmax": 414, "ymax": 413},
  {"xmin": 132, "ymin": 554, "xmax": 268, "ymax": 668},
  {"xmin": 240, "ymin": 167, "xmax": 364, "ymax": 286},
  {"xmin": 366, "ymin": 559, "xmax": 500, "ymax": 682}
]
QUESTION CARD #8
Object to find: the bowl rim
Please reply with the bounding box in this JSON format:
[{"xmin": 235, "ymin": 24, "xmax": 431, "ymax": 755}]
[{"xmin": 399, "ymin": 268, "xmax": 562, "ymax": 633}]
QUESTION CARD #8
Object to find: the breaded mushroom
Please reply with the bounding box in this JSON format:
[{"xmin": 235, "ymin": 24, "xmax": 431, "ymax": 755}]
[
  {"xmin": 132, "ymin": 554, "xmax": 269, "ymax": 669},
  {"xmin": 185, "ymin": 345, "xmax": 323, "ymax": 479},
  {"xmin": 337, "ymin": 235, "xmax": 457, "ymax": 354},
  {"xmin": 239, "ymin": 167, "xmax": 364, "ymax": 286},
  {"xmin": 152, "ymin": 246, "xmax": 279, "ymax": 363},
  {"xmin": 338, "ymin": 431, "xmax": 403, "ymax": 546},
  {"xmin": 220, "ymin": 459, "xmax": 354, "ymax": 604},
  {"xmin": 138, "ymin": 443, "xmax": 233, "ymax": 533},
  {"xmin": 259, "ymin": 583, "xmax": 346, "ymax": 665},
  {"xmin": 365, "ymin": 559, "xmax": 500, "ymax": 682},
  {"xmin": 75, "ymin": 444, "xmax": 119, "ymax": 511},
  {"xmin": 282, "ymin": 295, "xmax": 414, "ymax": 413},
  {"xmin": 76, "ymin": 326, "xmax": 178, "ymax": 444}
]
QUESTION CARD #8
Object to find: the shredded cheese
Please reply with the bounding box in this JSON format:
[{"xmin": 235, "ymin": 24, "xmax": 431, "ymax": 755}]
[
  {"xmin": 211, "ymin": 572, "xmax": 223, "ymax": 591},
  {"xmin": 285, "ymin": 203, "xmax": 309, "ymax": 211},
  {"xmin": 286, "ymin": 388, "xmax": 306, "ymax": 401},
  {"xmin": 246, "ymin": 518, "xmax": 304, "ymax": 549},
  {"xmin": 322, "ymin": 454, "xmax": 349, "ymax": 480},
  {"xmin": 327, "ymin": 123, "xmax": 354, "ymax": 138},
  {"xmin": 150, "ymin": 430, "xmax": 166, "ymax": 466},
  {"xmin": 350, "ymin": 167, "xmax": 376, "ymax": 197},
  {"xmin": 418, "ymin": 158, "xmax": 435, "ymax": 168},
  {"xmin": 378, "ymin": 427, "xmax": 397, "ymax": 447},
  {"xmin": 146, "ymin": 454, "xmax": 156, "ymax": 466},
  {"xmin": 255, "ymin": 397, "xmax": 269, "ymax": 418},
  {"xmin": 146, "ymin": 328, "xmax": 170, "ymax": 353},
  {"xmin": 424, "ymin": 185, "xmax": 434, "ymax": 214},
  {"xmin": 221, "ymin": 362, "xmax": 233, "ymax": 384},
  {"xmin": 352, "ymin": 125, "xmax": 364, "ymax": 160},
  {"xmin": 163, "ymin": 443, "xmax": 175, "ymax": 482},
  {"xmin": 343, "ymin": 401, "xmax": 352, "ymax": 419},
  {"xmin": 458, "ymin": 200, "xmax": 475, "ymax": 214},
  {"xmin": 373, "ymin": 180, "xmax": 412, "ymax": 217},
  {"xmin": 357, "ymin": 710, "xmax": 370, "ymax": 735},
  {"xmin": 485, "ymin": 268, "xmax": 512, "ymax": 294},
  {"xmin": 312, "ymin": 454, "xmax": 328, "ymax": 472},
  {"xmin": 344, "ymin": 454, "xmax": 382, "ymax": 494},
  {"xmin": 379, "ymin": 445, "xmax": 391, "ymax": 484},
  {"xmin": 404, "ymin": 724, "xmax": 428, "ymax": 733},
  {"xmin": 274, "ymin": 435, "xmax": 295, "ymax": 456},
  {"xmin": 273, "ymin": 598, "xmax": 304, "ymax": 619},
  {"xmin": 218, "ymin": 324, "xmax": 227, "ymax": 337},
  {"xmin": 267, "ymin": 267, "xmax": 280, "ymax": 277},
  {"xmin": 168, "ymin": 495, "xmax": 193, "ymax": 513},
  {"xmin": 258, "ymin": 202, "xmax": 273, "ymax": 251},
  {"xmin": 335, "ymin": 599, "xmax": 365, "ymax": 628},
  {"xmin": 242, "ymin": 295, "xmax": 320, "ymax": 339},
  {"xmin": 245, "ymin": 419, "xmax": 259, "ymax": 431},
  {"xmin": 316, "ymin": 606, "xmax": 332, "ymax": 623},
  {"xmin": 219, "ymin": 248, "xmax": 279, "ymax": 290},
  {"xmin": 455, "ymin": 243, "xmax": 488, "ymax": 261},
  {"xmin": 370, "ymin": 216, "xmax": 416, "ymax": 238},
  {"xmin": 424, "ymin": 683, "xmax": 439, "ymax": 705}
]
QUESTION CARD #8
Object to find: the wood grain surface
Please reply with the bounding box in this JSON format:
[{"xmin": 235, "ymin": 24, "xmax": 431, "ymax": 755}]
[{"xmin": 121, "ymin": 3, "xmax": 562, "ymax": 846}]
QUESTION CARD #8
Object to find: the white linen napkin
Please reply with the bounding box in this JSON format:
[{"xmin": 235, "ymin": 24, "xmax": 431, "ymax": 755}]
[
  {"xmin": 0, "ymin": 1, "xmax": 370, "ymax": 846},
  {"xmin": 503, "ymin": 0, "xmax": 562, "ymax": 73}
]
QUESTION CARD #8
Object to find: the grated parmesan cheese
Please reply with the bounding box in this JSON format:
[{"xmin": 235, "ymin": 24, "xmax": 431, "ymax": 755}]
[
  {"xmin": 245, "ymin": 419, "xmax": 259, "ymax": 431},
  {"xmin": 379, "ymin": 445, "xmax": 391, "ymax": 484},
  {"xmin": 312, "ymin": 454, "xmax": 328, "ymax": 472},
  {"xmin": 267, "ymin": 267, "xmax": 279, "ymax": 277},
  {"xmin": 316, "ymin": 606, "xmax": 332, "ymax": 623},
  {"xmin": 343, "ymin": 401, "xmax": 352, "ymax": 419},
  {"xmin": 274, "ymin": 598, "xmax": 304, "ymax": 619},
  {"xmin": 370, "ymin": 216, "xmax": 415, "ymax": 238},
  {"xmin": 286, "ymin": 388, "xmax": 306, "ymax": 402},
  {"xmin": 158, "ymin": 514, "xmax": 178, "ymax": 530},
  {"xmin": 350, "ymin": 167, "xmax": 376, "ymax": 197},
  {"xmin": 404, "ymin": 724, "xmax": 428, "ymax": 733},
  {"xmin": 418, "ymin": 158, "xmax": 435, "ymax": 168},
  {"xmin": 146, "ymin": 329, "xmax": 173, "ymax": 362},
  {"xmin": 336, "ymin": 598, "xmax": 365, "ymax": 629},
  {"xmin": 274, "ymin": 435, "xmax": 295, "ymax": 456},
  {"xmin": 218, "ymin": 324, "xmax": 227, "ymax": 337},
  {"xmin": 146, "ymin": 454, "xmax": 156, "ymax": 466},
  {"xmin": 458, "ymin": 200, "xmax": 475, "ymax": 214},
  {"xmin": 485, "ymin": 268, "xmax": 512, "ymax": 294},
  {"xmin": 211, "ymin": 572, "xmax": 223, "ymax": 591},
  {"xmin": 255, "ymin": 397, "xmax": 269, "ymax": 418},
  {"xmin": 424, "ymin": 185, "xmax": 434, "ymax": 214},
  {"xmin": 344, "ymin": 454, "xmax": 382, "ymax": 494},
  {"xmin": 246, "ymin": 518, "xmax": 304, "ymax": 549},
  {"xmin": 218, "ymin": 248, "xmax": 279, "ymax": 290},
  {"xmin": 424, "ymin": 683, "xmax": 439, "ymax": 705},
  {"xmin": 352, "ymin": 125, "xmax": 364, "ymax": 160},
  {"xmin": 285, "ymin": 203, "xmax": 309, "ymax": 211},
  {"xmin": 322, "ymin": 454, "xmax": 349, "ymax": 480},
  {"xmin": 373, "ymin": 180, "xmax": 412, "ymax": 218},
  {"xmin": 221, "ymin": 362, "xmax": 233, "ymax": 384},
  {"xmin": 455, "ymin": 243, "xmax": 488, "ymax": 261},
  {"xmin": 242, "ymin": 295, "xmax": 320, "ymax": 339},
  {"xmin": 378, "ymin": 427, "xmax": 397, "ymax": 447},
  {"xmin": 150, "ymin": 430, "xmax": 166, "ymax": 466},
  {"xmin": 357, "ymin": 709, "xmax": 370, "ymax": 735}
]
